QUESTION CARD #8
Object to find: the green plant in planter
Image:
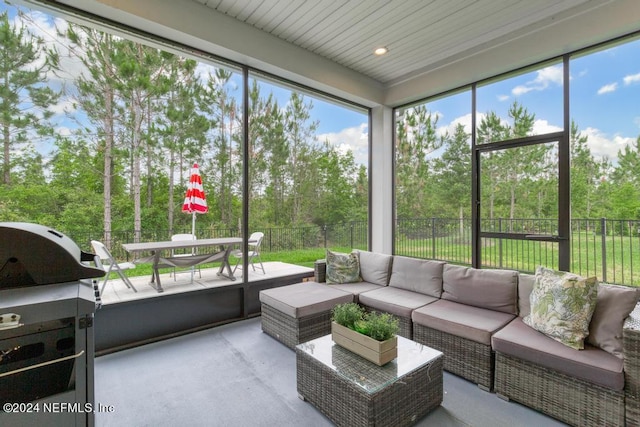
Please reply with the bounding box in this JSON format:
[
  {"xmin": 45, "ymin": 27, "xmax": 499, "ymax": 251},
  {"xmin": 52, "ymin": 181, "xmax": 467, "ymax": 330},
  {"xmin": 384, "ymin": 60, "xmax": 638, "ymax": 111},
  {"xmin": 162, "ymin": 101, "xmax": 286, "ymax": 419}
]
[
  {"xmin": 332, "ymin": 303, "xmax": 399, "ymax": 342},
  {"xmin": 355, "ymin": 312, "xmax": 399, "ymax": 342},
  {"xmin": 332, "ymin": 303, "xmax": 365, "ymax": 330}
]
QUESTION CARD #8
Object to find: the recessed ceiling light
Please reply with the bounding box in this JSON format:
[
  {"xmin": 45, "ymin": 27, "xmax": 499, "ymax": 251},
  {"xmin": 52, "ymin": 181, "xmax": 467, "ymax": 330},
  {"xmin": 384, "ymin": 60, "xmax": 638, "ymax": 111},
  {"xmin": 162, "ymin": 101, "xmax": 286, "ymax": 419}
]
[{"xmin": 374, "ymin": 47, "xmax": 388, "ymax": 56}]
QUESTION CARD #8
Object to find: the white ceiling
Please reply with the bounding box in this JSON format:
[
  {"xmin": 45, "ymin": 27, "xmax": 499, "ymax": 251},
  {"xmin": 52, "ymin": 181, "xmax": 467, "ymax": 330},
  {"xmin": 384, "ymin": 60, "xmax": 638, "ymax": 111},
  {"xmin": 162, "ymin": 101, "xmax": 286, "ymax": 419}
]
[{"xmin": 191, "ymin": 0, "xmax": 607, "ymax": 86}]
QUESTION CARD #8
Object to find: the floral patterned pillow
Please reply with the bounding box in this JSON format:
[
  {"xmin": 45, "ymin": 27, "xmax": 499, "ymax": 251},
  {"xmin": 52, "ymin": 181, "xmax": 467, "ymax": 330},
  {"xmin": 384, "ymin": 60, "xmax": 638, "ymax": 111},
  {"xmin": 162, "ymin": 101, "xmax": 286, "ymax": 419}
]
[
  {"xmin": 523, "ymin": 266, "xmax": 598, "ymax": 350},
  {"xmin": 326, "ymin": 249, "xmax": 361, "ymax": 284}
]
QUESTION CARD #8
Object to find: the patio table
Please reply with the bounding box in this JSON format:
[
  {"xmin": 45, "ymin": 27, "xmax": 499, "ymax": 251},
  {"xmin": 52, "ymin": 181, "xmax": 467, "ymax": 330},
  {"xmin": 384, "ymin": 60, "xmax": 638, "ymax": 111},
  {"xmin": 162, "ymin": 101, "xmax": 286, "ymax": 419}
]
[
  {"xmin": 122, "ymin": 237, "xmax": 242, "ymax": 292},
  {"xmin": 296, "ymin": 334, "xmax": 443, "ymax": 426}
]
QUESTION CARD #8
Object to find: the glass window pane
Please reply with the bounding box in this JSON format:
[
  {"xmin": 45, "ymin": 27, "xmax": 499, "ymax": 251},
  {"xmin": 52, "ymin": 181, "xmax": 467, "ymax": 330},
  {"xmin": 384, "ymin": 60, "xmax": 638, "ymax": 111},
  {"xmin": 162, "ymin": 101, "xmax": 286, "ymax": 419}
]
[
  {"xmin": 479, "ymin": 141, "xmax": 559, "ymax": 229},
  {"xmin": 247, "ymin": 72, "xmax": 369, "ymax": 267},
  {"xmin": 476, "ymin": 62, "xmax": 564, "ymax": 143},
  {"xmin": 395, "ymin": 90, "xmax": 472, "ymax": 264},
  {"xmin": 0, "ymin": 1, "xmax": 255, "ymax": 302},
  {"xmin": 481, "ymin": 238, "xmax": 559, "ymax": 271},
  {"xmin": 569, "ymin": 36, "xmax": 640, "ymax": 285}
]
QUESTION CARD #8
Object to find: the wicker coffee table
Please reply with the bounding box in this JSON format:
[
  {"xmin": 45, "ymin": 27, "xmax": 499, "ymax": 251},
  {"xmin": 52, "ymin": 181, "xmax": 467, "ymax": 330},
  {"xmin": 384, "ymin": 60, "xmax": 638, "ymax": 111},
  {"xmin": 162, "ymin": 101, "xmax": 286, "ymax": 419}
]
[{"xmin": 296, "ymin": 334, "xmax": 443, "ymax": 427}]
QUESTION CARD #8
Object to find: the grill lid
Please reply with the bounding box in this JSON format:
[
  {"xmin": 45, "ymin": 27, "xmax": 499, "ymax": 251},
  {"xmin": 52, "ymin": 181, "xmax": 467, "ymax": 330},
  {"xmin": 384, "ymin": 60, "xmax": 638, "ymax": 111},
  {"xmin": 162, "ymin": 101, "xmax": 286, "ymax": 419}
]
[{"xmin": 0, "ymin": 222, "xmax": 104, "ymax": 288}]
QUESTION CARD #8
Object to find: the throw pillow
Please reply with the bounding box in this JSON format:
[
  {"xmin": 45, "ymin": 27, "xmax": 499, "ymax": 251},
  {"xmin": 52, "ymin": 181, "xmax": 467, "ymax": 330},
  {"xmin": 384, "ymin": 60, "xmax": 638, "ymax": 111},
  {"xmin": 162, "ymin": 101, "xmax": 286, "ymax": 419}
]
[
  {"xmin": 326, "ymin": 249, "xmax": 361, "ymax": 284},
  {"xmin": 587, "ymin": 283, "xmax": 639, "ymax": 358},
  {"xmin": 523, "ymin": 266, "xmax": 598, "ymax": 350}
]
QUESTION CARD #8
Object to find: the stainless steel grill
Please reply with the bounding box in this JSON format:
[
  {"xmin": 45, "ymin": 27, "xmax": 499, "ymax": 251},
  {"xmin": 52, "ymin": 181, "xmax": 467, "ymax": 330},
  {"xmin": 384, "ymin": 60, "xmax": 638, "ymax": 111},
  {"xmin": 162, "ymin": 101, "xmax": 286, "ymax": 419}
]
[{"xmin": 0, "ymin": 222, "xmax": 104, "ymax": 427}]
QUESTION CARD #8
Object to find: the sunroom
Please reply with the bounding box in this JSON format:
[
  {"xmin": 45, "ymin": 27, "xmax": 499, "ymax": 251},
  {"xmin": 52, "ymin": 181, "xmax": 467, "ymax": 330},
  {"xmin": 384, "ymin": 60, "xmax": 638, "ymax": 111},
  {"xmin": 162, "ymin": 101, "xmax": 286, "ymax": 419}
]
[{"xmin": 2, "ymin": 0, "xmax": 640, "ymax": 426}]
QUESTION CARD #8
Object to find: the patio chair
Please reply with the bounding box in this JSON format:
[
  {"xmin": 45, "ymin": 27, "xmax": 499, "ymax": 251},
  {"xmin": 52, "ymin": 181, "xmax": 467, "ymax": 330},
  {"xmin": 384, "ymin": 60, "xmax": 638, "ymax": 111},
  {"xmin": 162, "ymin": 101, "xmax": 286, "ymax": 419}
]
[
  {"xmin": 233, "ymin": 232, "xmax": 265, "ymax": 274},
  {"xmin": 91, "ymin": 240, "xmax": 137, "ymax": 294},
  {"xmin": 171, "ymin": 233, "xmax": 201, "ymax": 281}
]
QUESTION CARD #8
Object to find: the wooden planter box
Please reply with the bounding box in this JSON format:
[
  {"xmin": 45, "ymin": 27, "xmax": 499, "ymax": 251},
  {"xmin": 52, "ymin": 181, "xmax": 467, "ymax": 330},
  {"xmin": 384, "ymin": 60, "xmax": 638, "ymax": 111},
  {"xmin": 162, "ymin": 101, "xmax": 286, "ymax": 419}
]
[{"xmin": 331, "ymin": 322, "xmax": 397, "ymax": 366}]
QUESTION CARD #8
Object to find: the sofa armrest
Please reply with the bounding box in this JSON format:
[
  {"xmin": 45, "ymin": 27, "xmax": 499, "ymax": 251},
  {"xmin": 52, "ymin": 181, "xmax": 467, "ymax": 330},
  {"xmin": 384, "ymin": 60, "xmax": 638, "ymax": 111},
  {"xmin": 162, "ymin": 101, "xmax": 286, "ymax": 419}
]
[
  {"xmin": 624, "ymin": 302, "xmax": 640, "ymax": 424},
  {"xmin": 314, "ymin": 259, "xmax": 326, "ymax": 283},
  {"xmin": 623, "ymin": 302, "xmax": 640, "ymax": 363}
]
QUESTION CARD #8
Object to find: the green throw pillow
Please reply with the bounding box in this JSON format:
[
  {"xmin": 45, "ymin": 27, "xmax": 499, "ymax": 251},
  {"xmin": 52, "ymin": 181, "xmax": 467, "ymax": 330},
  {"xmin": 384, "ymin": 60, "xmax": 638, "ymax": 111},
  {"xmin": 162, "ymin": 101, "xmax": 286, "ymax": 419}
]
[
  {"xmin": 523, "ymin": 266, "xmax": 598, "ymax": 350},
  {"xmin": 326, "ymin": 249, "xmax": 361, "ymax": 284}
]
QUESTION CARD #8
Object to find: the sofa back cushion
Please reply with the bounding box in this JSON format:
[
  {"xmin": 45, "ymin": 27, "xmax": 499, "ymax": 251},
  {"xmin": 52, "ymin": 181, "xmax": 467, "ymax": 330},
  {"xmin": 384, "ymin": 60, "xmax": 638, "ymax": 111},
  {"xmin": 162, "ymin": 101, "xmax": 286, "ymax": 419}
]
[
  {"xmin": 388, "ymin": 256, "xmax": 445, "ymax": 298},
  {"xmin": 587, "ymin": 283, "xmax": 639, "ymax": 358},
  {"xmin": 442, "ymin": 264, "xmax": 518, "ymax": 314},
  {"xmin": 357, "ymin": 250, "xmax": 393, "ymax": 286},
  {"xmin": 518, "ymin": 273, "xmax": 536, "ymax": 317}
]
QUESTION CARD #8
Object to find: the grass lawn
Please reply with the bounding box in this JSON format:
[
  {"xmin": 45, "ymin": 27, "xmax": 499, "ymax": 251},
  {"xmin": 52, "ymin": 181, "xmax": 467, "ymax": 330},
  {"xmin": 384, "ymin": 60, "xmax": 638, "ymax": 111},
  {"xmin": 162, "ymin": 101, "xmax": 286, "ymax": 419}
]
[
  {"xmin": 108, "ymin": 237, "xmax": 639, "ymax": 287},
  {"xmin": 114, "ymin": 247, "xmax": 347, "ymax": 278}
]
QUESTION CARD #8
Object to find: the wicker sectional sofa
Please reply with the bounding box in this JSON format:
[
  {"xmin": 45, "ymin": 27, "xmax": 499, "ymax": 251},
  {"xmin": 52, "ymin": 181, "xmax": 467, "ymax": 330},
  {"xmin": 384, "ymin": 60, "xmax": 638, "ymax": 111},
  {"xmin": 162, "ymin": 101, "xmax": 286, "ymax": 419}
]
[{"xmin": 259, "ymin": 250, "xmax": 640, "ymax": 426}]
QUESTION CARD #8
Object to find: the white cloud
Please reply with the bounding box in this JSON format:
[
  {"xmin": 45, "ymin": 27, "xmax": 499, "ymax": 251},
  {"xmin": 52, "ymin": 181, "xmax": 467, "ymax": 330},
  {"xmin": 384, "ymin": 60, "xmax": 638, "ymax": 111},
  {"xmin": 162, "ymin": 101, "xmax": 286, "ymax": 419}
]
[
  {"xmin": 56, "ymin": 126, "xmax": 73, "ymax": 137},
  {"xmin": 437, "ymin": 113, "xmax": 473, "ymax": 137},
  {"xmin": 11, "ymin": 10, "xmax": 87, "ymax": 83},
  {"xmin": 511, "ymin": 65, "xmax": 563, "ymax": 96},
  {"xmin": 623, "ymin": 72, "xmax": 640, "ymax": 85},
  {"xmin": 317, "ymin": 123, "xmax": 368, "ymax": 166},
  {"xmin": 597, "ymin": 83, "xmax": 618, "ymax": 94},
  {"xmin": 512, "ymin": 85, "xmax": 532, "ymax": 96},
  {"xmin": 532, "ymin": 119, "xmax": 562, "ymax": 135},
  {"xmin": 50, "ymin": 98, "xmax": 77, "ymax": 116},
  {"xmin": 497, "ymin": 94, "xmax": 510, "ymax": 102},
  {"xmin": 582, "ymin": 126, "xmax": 635, "ymax": 164}
]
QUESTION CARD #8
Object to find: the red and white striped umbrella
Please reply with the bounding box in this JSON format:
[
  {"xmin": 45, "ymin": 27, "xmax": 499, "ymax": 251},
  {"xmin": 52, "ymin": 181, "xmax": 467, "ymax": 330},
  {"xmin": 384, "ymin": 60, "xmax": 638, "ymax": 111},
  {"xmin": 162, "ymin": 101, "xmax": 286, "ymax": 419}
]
[{"xmin": 182, "ymin": 163, "xmax": 208, "ymax": 234}]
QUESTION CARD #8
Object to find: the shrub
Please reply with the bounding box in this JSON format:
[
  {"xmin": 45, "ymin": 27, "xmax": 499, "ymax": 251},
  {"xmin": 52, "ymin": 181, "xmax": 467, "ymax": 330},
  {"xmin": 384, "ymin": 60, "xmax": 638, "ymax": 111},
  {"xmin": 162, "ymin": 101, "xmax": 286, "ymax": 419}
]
[
  {"xmin": 355, "ymin": 312, "xmax": 399, "ymax": 341},
  {"xmin": 333, "ymin": 303, "xmax": 399, "ymax": 341},
  {"xmin": 332, "ymin": 303, "xmax": 364, "ymax": 330}
]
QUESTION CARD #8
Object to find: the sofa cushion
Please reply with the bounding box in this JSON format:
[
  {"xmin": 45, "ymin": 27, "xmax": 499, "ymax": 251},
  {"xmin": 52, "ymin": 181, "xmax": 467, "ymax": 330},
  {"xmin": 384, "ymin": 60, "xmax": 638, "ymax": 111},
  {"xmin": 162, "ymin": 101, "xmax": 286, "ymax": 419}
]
[
  {"xmin": 518, "ymin": 273, "xmax": 536, "ymax": 318},
  {"xmin": 412, "ymin": 299, "xmax": 515, "ymax": 345},
  {"xmin": 441, "ymin": 264, "xmax": 518, "ymax": 314},
  {"xmin": 523, "ymin": 266, "xmax": 598, "ymax": 350},
  {"xmin": 587, "ymin": 283, "xmax": 639, "ymax": 358},
  {"xmin": 326, "ymin": 249, "xmax": 361, "ymax": 284},
  {"xmin": 328, "ymin": 282, "xmax": 385, "ymax": 303},
  {"xmin": 357, "ymin": 250, "xmax": 393, "ymax": 286},
  {"xmin": 358, "ymin": 287, "xmax": 438, "ymax": 318},
  {"xmin": 492, "ymin": 318, "xmax": 624, "ymax": 390},
  {"xmin": 388, "ymin": 256, "xmax": 445, "ymax": 298},
  {"xmin": 259, "ymin": 282, "xmax": 353, "ymax": 318}
]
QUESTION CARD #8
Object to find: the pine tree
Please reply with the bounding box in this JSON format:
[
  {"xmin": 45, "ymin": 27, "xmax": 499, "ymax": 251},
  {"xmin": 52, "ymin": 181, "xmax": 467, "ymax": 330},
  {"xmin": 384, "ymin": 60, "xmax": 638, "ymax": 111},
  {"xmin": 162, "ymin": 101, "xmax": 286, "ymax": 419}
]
[
  {"xmin": 432, "ymin": 123, "xmax": 471, "ymax": 225},
  {"xmin": 63, "ymin": 24, "xmax": 121, "ymax": 246},
  {"xmin": 0, "ymin": 11, "xmax": 60, "ymax": 185},
  {"xmin": 395, "ymin": 105, "xmax": 443, "ymax": 218}
]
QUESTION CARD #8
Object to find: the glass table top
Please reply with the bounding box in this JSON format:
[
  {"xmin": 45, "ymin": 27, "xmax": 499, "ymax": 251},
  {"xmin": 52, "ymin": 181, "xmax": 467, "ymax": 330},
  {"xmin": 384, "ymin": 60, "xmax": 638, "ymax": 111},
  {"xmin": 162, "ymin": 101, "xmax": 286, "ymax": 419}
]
[{"xmin": 296, "ymin": 334, "xmax": 442, "ymax": 394}]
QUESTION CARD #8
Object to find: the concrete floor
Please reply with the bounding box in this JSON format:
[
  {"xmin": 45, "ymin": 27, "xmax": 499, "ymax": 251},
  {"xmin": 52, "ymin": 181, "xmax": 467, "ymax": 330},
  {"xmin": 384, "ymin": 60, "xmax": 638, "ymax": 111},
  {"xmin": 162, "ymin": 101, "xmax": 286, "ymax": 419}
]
[
  {"xmin": 98, "ymin": 261, "xmax": 313, "ymax": 304},
  {"xmin": 94, "ymin": 317, "xmax": 567, "ymax": 427}
]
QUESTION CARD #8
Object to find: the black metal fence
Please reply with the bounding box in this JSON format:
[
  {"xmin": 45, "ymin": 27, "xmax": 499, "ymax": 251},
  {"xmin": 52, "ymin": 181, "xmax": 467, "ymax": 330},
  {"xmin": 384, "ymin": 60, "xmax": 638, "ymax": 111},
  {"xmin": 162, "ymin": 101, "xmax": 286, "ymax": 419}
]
[
  {"xmin": 74, "ymin": 217, "xmax": 639, "ymax": 287},
  {"xmin": 395, "ymin": 217, "xmax": 639, "ymax": 287},
  {"xmin": 73, "ymin": 221, "xmax": 369, "ymax": 261}
]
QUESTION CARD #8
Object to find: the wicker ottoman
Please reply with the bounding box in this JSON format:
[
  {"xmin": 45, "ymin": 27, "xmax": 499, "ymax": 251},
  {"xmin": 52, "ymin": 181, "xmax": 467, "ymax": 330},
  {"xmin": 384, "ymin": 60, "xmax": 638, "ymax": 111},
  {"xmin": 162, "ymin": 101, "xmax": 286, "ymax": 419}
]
[{"xmin": 259, "ymin": 282, "xmax": 353, "ymax": 349}]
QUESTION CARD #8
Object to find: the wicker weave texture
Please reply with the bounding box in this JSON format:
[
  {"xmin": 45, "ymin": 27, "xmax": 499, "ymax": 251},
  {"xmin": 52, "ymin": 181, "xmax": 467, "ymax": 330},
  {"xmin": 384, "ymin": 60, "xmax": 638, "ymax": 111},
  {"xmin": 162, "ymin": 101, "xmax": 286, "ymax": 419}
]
[
  {"xmin": 624, "ymin": 303, "xmax": 640, "ymax": 426},
  {"xmin": 413, "ymin": 323, "xmax": 493, "ymax": 390},
  {"xmin": 314, "ymin": 260, "xmax": 327, "ymax": 283},
  {"xmin": 261, "ymin": 303, "xmax": 332, "ymax": 349},
  {"xmin": 296, "ymin": 347, "xmax": 443, "ymax": 427},
  {"xmin": 494, "ymin": 352, "xmax": 624, "ymax": 427}
]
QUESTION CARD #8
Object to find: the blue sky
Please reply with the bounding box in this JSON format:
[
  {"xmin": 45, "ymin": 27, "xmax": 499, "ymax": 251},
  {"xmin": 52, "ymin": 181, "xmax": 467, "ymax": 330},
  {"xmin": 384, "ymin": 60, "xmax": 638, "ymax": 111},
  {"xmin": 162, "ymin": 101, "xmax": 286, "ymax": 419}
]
[
  {"xmin": 6, "ymin": 2, "xmax": 639, "ymax": 167},
  {"xmin": 425, "ymin": 38, "xmax": 640, "ymax": 164}
]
